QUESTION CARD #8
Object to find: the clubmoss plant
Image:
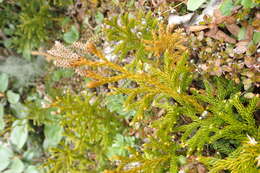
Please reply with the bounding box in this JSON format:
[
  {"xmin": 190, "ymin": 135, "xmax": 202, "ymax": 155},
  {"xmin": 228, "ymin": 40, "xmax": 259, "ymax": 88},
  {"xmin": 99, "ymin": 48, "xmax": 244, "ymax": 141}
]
[{"xmin": 34, "ymin": 18, "xmax": 260, "ymax": 173}]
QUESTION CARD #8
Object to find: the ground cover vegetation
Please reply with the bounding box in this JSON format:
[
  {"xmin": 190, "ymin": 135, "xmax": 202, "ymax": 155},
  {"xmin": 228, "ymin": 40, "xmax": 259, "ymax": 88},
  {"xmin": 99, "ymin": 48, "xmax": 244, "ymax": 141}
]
[{"xmin": 0, "ymin": 0, "xmax": 259, "ymax": 173}]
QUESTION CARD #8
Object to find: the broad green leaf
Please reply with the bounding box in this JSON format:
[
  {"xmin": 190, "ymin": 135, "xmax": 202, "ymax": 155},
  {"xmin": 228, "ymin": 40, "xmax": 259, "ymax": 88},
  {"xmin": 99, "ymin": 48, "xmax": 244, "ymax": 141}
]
[
  {"xmin": 4, "ymin": 158, "xmax": 24, "ymax": 173},
  {"xmin": 3, "ymin": 39, "xmax": 12, "ymax": 48},
  {"xmin": 23, "ymin": 145, "xmax": 42, "ymax": 162},
  {"xmin": 178, "ymin": 155, "xmax": 187, "ymax": 165},
  {"xmin": 107, "ymin": 134, "xmax": 135, "ymax": 159},
  {"xmin": 0, "ymin": 117, "xmax": 5, "ymax": 131},
  {"xmin": 7, "ymin": 90, "xmax": 20, "ymax": 104},
  {"xmin": 187, "ymin": 0, "xmax": 208, "ymax": 11},
  {"xmin": 0, "ymin": 145, "xmax": 13, "ymax": 171},
  {"xmin": 10, "ymin": 120, "xmax": 28, "ymax": 149},
  {"xmin": 0, "ymin": 104, "xmax": 4, "ymax": 130},
  {"xmin": 52, "ymin": 69, "xmax": 74, "ymax": 81},
  {"xmin": 241, "ymin": 0, "xmax": 255, "ymax": 8},
  {"xmin": 24, "ymin": 166, "xmax": 40, "ymax": 173},
  {"xmin": 95, "ymin": 12, "xmax": 104, "ymax": 24},
  {"xmin": 220, "ymin": 0, "xmax": 234, "ymax": 16},
  {"xmin": 253, "ymin": 31, "xmax": 260, "ymax": 44},
  {"xmin": 0, "ymin": 104, "xmax": 4, "ymax": 117},
  {"xmin": 0, "ymin": 73, "xmax": 9, "ymax": 92},
  {"xmin": 10, "ymin": 103, "xmax": 29, "ymax": 118},
  {"xmin": 43, "ymin": 124, "xmax": 63, "ymax": 149},
  {"xmin": 238, "ymin": 27, "xmax": 246, "ymax": 40},
  {"xmin": 63, "ymin": 25, "xmax": 79, "ymax": 44},
  {"xmin": 61, "ymin": 17, "xmax": 71, "ymax": 27},
  {"xmin": 234, "ymin": 0, "xmax": 242, "ymax": 5},
  {"xmin": 105, "ymin": 94, "xmax": 135, "ymax": 118}
]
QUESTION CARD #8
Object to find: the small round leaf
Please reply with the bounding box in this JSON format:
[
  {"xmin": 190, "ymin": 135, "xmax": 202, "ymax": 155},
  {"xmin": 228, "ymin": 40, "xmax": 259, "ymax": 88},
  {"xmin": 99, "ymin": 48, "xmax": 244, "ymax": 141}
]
[
  {"xmin": 0, "ymin": 73, "xmax": 9, "ymax": 92},
  {"xmin": 4, "ymin": 158, "xmax": 24, "ymax": 173},
  {"xmin": 24, "ymin": 166, "xmax": 40, "ymax": 173},
  {"xmin": 10, "ymin": 120, "xmax": 28, "ymax": 149},
  {"xmin": 63, "ymin": 25, "xmax": 79, "ymax": 44},
  {"xmin": 0, "ymin": 145, "xmax": 13, "ymax": 171},
  {"xmin": 220, "ymin": 0, "xmax": 234, "ymax": 16},
  {"xmin": 43, "ymin": 124, "xmax": 63, "ymax": 149},
  {"xmin": 7, "ymin": 91, "xmax": 20, "ymax": 104},
  {"xmin": 10, "ymin": 103, "xmax": 29, "ymax": 119},
  {"xmin": 187, "ymin": 0, "xmax": 207, "ymax": 11}
]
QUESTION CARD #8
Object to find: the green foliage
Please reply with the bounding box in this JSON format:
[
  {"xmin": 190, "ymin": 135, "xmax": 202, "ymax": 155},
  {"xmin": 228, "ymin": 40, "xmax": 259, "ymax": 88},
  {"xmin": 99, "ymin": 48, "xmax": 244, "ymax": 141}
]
[
  {"xmin": 0, "ymin": 0, "xmax": 73, "ymax": 59},
  {"xmin": 10, "ymin": 120, "xmax": 29, "ymax": 149},
  {"xmin": 44, "ymin": 92, "xmax": 128, "ymax": 172},
  {"xmin": 211, "ymin": 139, "xmax": 238, "ymax": 155},
  {"xmin": 253, "ymin": 31, "xmax": 260, "ymax": 44},
  {"xmin": 51, "ymin": 69, "xmax": 74, "ymax": 82},
  {"xmin": 0, "ymin": 145, "xmax": 13, "ymax": 171},
  {"xmin": 105, "ymin": 94, "xmax": 136, "ymax": 118},
  {"xmin": 111, "ymin": 76, "xmax": 259, "ymax": 172},
  {"xmin": 0, "ymin": 104, "xmax": 4, "ymax": 131},
  {"xmin": 37, "ymin": 8, "xmax": 260, "ymax": 173},
  {"xmin": 5, "ymin": 157, "xmax": 25, "ymax": 173},
  {"xmin": 7, "ymin": 90, "xmax": 20, "ymax": 104},
  {"xmin": 105, "ymin": 11, "xmax": 158, "ymax": 62},
  {"xmin": 63, "ymin": 25, "xmax": 80, "ymax": 44},
  {"xmin": 220, "ymin": 0, "xmax": 234, "ymax": 16},
  {"xmin": 220, "ymin": 0, "xmax": 258, "ymax": 16},
  {"xmin": 187, "ymin": 0, "xmax": 208, "ymax": 11},
  {"xmin": 106, "ymin": 134, "xmax": 136, "ymax": 159},
  {"xmin": 0, "ymin": 73, "xmax": 9, "ymax": 92},
  {"xmin": 0, "ymin": 71, "xmax": 50, "ymax": 173},
  {"xmin": 180, "ymin": 78, "xmax": 258, "ymax": 154},
  {"xmin": 0, "ymin": 56, "xmax": 45, "ymax": 88},
  {"xmin": 199, "ymin": 140, "xmax": 260, "ymax": 173},
  {"xmin": 43, "ymin": 124, "xmax": 63, "ymax": 150}
]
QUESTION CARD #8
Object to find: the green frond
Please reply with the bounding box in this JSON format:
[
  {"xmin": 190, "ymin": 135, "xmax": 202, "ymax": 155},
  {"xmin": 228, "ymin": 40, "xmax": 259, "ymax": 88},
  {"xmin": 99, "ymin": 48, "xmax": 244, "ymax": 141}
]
[
  {"xmin": 44, "ymin": 92, "xmax": 127, "ymax": 172},
  {"xmin": 105, "ymin": 11, "xmax": 158, "ymax": 62},
  {"xmin": 199, "ymin": 140, "xmax": 260, "ymax": 173}
]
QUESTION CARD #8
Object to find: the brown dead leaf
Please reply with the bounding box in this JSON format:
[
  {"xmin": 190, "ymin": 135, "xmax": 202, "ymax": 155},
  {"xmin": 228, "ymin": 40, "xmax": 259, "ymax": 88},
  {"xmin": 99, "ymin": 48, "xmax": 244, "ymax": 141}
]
[
  {"xmin": 186, "ymin": 25, "xmax": 209, "ymax": 32},
  {"xmin": 246, "ymin": 26, "xmax": 254, "ymax": 40},
  {"xmin": 213, "ymin": 9, "xmax": 236, "ymax": 24},
  {"xmin": 197, "ymin": 164, "xmax": 207, "ymax": 173},
  {"xmin": 213, "ymin": 9, "xmax": 227, "ymax": 24},
  {"xmin": 0, "ymin": 93, "xmax": 4, "ymax": 98},
  {"xmin": 224, "ymin": 16, "xmax": 236, "ymax": 24},
  {"xmin": 226, "ymin": 24, "xmax": 240, "ymax": 36},
  {"xmin": 206, "ymin": 28, "xmax": 236, "ymax": 44}
]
